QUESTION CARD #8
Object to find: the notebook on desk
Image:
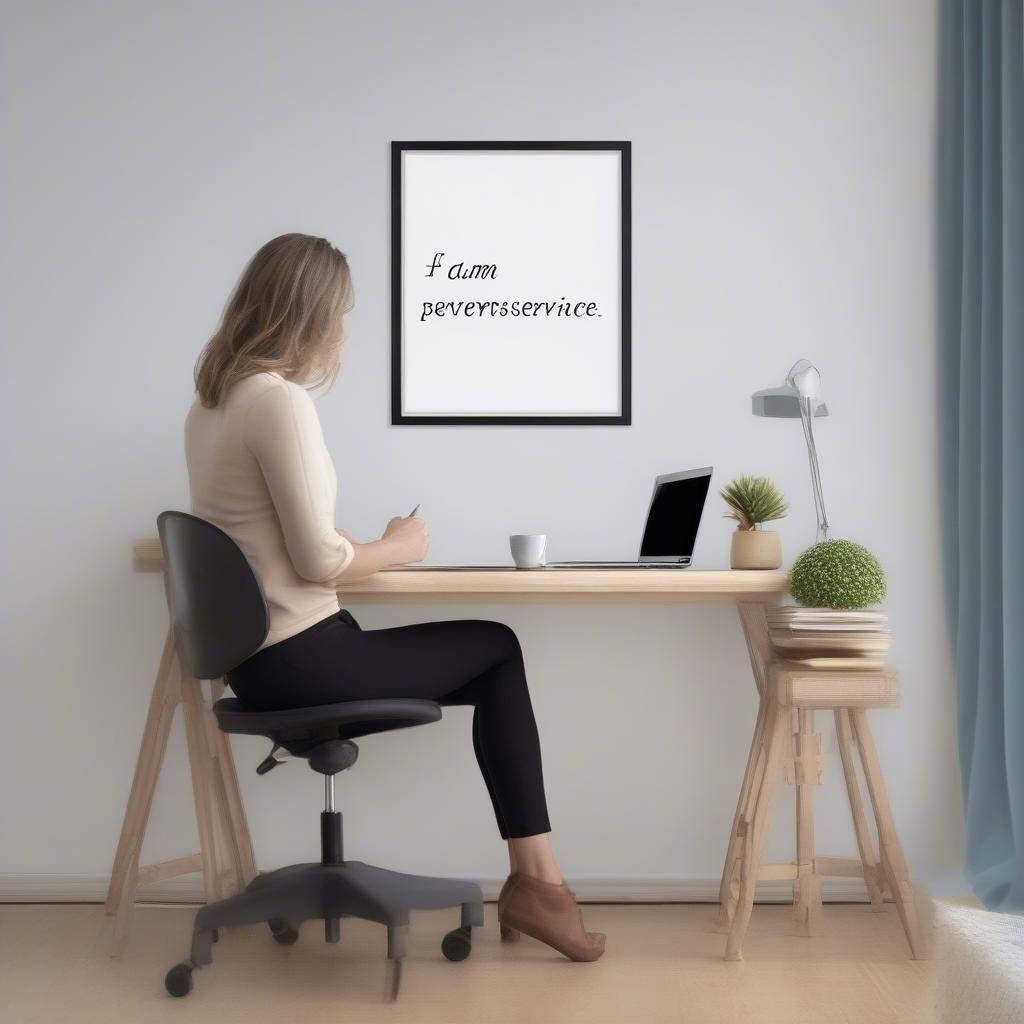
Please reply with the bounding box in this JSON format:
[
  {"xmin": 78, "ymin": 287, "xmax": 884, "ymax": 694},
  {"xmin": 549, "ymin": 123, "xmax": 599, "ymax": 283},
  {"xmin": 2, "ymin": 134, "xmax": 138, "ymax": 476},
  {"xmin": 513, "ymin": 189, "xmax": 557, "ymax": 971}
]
[{"xmin": 393, "ymin": 564, "xmax": 519, "ymax": 570}]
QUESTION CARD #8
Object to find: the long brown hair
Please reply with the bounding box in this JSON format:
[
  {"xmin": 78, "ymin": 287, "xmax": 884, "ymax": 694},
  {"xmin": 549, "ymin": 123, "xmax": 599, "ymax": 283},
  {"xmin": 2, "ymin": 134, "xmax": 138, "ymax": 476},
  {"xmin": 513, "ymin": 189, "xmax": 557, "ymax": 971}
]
[{"xmin": 194, "ymin": 233, "xmax": 354, "ymax": 407}]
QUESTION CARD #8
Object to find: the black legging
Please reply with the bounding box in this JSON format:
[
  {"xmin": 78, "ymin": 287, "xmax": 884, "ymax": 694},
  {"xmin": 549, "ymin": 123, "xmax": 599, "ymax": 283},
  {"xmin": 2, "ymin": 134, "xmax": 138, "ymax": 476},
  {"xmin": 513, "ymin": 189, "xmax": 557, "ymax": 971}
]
[{"xmin": 226, "ymin": 609, "xmax": 551, "ymax": 840}]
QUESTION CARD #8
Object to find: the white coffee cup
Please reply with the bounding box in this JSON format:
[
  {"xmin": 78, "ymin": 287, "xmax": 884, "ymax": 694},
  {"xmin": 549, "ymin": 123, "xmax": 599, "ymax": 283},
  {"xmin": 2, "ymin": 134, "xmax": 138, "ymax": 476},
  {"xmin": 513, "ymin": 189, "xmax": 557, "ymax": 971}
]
[{"xmin": 510, "ymin": 534, "xmax": 547, "ymax": 569}]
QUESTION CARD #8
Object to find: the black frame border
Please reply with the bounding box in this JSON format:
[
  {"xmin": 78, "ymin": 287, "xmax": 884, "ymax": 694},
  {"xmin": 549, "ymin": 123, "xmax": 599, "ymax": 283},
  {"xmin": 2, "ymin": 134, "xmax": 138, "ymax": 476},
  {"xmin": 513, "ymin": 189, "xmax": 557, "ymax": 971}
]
[{"xmin": 391, "ymin": 140, "xmax": 632, "ymax": 426}]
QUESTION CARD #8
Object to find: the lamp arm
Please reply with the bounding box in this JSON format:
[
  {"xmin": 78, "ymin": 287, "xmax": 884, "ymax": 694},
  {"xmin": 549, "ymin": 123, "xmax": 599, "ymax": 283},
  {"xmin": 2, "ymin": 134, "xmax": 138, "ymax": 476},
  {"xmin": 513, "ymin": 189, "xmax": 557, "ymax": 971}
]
[{"xmin": 799, "ymin": 397, "xmax": 830, "ymax": 542}]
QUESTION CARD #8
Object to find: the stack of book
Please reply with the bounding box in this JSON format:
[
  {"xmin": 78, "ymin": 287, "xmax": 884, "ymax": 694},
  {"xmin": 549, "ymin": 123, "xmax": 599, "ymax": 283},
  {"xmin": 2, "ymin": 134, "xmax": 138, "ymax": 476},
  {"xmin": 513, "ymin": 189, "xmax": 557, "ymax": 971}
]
[{"xmin": 767, "ymin": 606, "xmax": 890, "ymax": 670}]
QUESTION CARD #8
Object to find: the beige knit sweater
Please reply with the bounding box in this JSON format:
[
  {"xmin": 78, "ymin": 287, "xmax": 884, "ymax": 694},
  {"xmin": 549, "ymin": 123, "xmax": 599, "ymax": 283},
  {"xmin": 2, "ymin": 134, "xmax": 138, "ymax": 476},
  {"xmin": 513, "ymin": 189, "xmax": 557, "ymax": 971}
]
[{"xmin": 184, "ymin": 370, "xmax": 355, "ymax": 651}]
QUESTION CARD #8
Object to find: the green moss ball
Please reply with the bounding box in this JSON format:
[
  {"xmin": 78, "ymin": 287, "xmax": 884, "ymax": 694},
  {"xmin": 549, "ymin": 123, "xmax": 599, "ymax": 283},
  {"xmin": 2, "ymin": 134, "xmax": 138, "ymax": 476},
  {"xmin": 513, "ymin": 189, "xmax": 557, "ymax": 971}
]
[{"xmin": 789, "ymin": 539, "xmax": 887, "ymax": 609}]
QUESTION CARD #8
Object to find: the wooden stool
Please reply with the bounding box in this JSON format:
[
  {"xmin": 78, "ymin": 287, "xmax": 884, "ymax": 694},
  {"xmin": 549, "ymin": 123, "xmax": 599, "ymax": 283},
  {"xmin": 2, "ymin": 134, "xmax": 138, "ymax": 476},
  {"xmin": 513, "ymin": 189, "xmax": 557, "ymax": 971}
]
[
  {"xmin": 718, "ymin": 603, "xmax": 924, "ymax": 961},
  {"xmin": 104, "ymin": 570, "xmax": 257, "ymax": 956}
]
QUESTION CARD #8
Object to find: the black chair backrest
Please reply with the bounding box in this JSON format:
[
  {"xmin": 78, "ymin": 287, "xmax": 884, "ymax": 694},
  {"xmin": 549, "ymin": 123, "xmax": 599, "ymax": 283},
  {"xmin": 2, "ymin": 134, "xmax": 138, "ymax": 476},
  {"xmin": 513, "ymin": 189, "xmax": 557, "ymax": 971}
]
[{"xmin": 157, "ymin": 511, "xmax": 270, "ymax": 680}]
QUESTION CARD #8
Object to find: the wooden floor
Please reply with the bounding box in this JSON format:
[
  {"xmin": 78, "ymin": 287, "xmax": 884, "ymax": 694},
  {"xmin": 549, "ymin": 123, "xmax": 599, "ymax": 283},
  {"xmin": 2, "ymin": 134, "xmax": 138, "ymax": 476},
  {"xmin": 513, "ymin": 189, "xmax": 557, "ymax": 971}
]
[{"xmin": 0, "ymin": 902, "xmax": 934, "ymax": 1024}]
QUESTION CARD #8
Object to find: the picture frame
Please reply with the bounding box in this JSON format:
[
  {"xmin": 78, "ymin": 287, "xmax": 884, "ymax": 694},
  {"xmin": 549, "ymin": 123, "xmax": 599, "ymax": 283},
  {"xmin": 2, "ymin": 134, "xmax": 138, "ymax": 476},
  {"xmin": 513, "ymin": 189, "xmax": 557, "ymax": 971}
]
[{"xmin": 391, "ymin": 141, "xmax": 631, "ymax": 425}]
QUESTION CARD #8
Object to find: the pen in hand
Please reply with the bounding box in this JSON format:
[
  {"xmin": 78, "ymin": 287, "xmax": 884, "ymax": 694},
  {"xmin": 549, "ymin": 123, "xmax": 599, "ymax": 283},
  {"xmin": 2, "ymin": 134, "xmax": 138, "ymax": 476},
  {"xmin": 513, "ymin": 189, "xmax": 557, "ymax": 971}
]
[{"xmin": 408, "ymin": 503, "xmax": 420, "ymax": 518}]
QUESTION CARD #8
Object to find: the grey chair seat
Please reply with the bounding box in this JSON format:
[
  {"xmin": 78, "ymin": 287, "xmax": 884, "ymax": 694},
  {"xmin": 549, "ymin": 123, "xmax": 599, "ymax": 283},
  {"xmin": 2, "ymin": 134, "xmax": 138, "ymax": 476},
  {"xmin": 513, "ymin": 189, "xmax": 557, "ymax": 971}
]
[{"xmin": 213, "ymin": 696, "xmax": 442, "ymax": 742}]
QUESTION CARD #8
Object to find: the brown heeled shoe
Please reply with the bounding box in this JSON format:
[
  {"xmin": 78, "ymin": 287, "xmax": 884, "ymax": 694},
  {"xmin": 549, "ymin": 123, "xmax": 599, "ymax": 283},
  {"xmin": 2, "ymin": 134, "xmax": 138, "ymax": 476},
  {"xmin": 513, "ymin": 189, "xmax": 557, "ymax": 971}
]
[{"xmin": 496, "ymin": 872, "xmax": 606, "ymax": 962}]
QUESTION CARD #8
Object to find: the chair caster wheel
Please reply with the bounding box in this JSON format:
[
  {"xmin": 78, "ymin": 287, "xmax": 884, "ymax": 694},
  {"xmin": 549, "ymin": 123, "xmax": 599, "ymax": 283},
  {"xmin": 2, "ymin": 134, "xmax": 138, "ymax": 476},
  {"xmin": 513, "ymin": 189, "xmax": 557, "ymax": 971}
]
[
  {"xmin": 165, "ymin": 961, "xmax": 194, "ymax": 997},
  {"xmin": 268, "ymin": 918, "xmax": 299, "ymax": 945},
  {"xmin": 442, "ymin": 925, "xmax": 472, "ymax": 962}
]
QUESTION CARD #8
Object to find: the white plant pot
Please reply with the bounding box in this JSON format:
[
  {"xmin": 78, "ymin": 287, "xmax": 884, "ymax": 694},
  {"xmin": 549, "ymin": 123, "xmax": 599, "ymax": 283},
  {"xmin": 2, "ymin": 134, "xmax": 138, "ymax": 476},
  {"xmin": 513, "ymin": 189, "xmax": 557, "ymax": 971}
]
[{"xmin": 730, "ymin": 529, "xmax": 782, "ymax": 570}]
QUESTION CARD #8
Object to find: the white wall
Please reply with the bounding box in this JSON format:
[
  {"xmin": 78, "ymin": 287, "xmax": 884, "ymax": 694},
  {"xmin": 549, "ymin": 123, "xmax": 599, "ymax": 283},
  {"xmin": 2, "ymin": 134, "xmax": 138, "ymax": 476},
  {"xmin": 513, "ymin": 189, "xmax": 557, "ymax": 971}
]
[{"xmin": 1, "ymin": 0, "xmax": 962, "ymax": 896}]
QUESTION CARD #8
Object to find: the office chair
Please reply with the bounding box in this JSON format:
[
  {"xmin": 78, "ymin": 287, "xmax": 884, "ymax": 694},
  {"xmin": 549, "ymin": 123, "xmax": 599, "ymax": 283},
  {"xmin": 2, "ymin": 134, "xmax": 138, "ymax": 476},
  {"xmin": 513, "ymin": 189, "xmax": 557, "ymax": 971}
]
[{"xmin": 157, "ymin": 511, "xmax": 484, "ymax": 1001}]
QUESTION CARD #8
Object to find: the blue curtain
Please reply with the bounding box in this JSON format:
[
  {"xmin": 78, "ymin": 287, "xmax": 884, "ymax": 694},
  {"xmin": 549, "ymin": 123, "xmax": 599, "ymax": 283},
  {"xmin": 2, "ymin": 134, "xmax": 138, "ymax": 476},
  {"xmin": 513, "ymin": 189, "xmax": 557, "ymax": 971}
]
[{"xmin": 939, "ymin": 0, "xmax": 1023, "ymax": 913}]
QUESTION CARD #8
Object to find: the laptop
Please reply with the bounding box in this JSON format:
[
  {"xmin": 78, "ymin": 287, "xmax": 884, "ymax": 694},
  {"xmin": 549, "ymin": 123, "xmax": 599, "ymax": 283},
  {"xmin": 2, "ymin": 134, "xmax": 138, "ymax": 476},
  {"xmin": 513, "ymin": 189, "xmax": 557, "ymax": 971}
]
[{"xmin": 547, "ymin": 467, "xmax": 713, "ymax": 569}]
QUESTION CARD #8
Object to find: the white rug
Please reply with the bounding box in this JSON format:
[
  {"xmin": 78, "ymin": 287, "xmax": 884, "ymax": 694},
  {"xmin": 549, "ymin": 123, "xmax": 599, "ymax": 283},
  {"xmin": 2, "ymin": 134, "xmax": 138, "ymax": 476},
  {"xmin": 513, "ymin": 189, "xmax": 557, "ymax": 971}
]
[{"xmin": 933, "ymin": 901, "xmax": 1024, "ymax": 1024}]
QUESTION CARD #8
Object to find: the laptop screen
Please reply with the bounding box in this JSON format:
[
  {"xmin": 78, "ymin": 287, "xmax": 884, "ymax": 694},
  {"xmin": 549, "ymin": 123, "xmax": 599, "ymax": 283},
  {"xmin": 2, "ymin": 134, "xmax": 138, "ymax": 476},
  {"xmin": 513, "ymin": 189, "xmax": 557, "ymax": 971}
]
[{"xmin": 639, "ymin": 469, "xmax": 713, "ymax": 561}]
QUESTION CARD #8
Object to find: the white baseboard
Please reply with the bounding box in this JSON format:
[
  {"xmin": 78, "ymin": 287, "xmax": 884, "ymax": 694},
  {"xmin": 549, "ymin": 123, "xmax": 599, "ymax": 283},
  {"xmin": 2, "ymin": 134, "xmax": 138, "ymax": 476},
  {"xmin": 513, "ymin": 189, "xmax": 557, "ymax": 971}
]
[
  {"xmin": 0, "ymin": 872, "xmax": 872, "ymax": 905},
  {"xmin": 0, "ymin": 873, "xmax": 209, "ymax": 904}
]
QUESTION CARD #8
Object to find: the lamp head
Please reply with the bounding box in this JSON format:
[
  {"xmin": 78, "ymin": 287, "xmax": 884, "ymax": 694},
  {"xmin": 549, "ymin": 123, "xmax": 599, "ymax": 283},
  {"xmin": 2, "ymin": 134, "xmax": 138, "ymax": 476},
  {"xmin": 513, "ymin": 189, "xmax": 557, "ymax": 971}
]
[
  {"xmin": 786, "ymin": 359, "xmax": 821, "ymax": 400},
  {"xmin": 751, "ymin": 359, "xmax": 828, "ymax": 418}
]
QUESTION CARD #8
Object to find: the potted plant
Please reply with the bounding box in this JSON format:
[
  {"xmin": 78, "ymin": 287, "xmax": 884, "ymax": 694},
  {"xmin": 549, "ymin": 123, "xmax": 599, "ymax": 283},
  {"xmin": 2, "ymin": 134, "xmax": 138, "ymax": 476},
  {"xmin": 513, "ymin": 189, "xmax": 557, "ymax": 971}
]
[
  {"xmin": 789, "ymin": 539, "xmax": 887, "ymax": 608},
  {"xmin": 721, "ymin": 474, "xmax": 788, "ymax": 569}
]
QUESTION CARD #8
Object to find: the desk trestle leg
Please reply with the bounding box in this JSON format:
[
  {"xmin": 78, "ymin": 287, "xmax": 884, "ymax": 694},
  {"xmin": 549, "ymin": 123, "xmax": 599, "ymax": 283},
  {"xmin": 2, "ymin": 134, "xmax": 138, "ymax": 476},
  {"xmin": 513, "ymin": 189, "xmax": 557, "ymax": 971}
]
[
  {"xmin": 835, "ymin": 708, "xmax": 886, "ymax": 908},
  {"xmin": 724, "ymin": 699, "xmax": 790, "ymax": 961},
  {"xmin": 105, "ymin": 627, "xmax": 257, "ymax": 956},
  {"xmin": 719, "ymin": 602, "xmax": 923, "ymax": 961},
  {"xmin": 792, "ymin": 709, "xmax": 824, "ymax": 937}
]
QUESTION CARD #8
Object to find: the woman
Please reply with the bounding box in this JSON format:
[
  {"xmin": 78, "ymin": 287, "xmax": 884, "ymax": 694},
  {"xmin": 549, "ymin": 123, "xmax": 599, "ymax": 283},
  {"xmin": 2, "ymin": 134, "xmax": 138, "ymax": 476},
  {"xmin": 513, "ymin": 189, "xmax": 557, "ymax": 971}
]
[{"xmin": 184, "ymin": 233, "xmax": 605, "ymax": 962}]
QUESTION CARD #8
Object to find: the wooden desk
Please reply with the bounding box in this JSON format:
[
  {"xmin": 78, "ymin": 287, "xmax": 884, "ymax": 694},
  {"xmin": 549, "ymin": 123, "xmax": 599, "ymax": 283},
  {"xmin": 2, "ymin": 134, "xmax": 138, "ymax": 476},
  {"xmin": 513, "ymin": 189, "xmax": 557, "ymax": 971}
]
[
  {"xmin": 131, "ymin": 540, "xmax": 789, "ymax": 603},
  {"xmin": 111, "ymin": 540, "xmax": 789, "ymax": 958}
]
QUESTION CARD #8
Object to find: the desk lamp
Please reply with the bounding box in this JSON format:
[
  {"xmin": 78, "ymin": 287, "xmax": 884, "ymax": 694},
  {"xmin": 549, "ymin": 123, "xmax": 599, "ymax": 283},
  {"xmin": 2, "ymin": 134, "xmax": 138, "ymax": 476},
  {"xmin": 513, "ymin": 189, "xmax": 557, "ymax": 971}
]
[{"xmin": 752, "ymin": 359, "xmax": 830, "ymax": 542}]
